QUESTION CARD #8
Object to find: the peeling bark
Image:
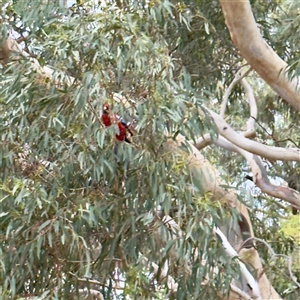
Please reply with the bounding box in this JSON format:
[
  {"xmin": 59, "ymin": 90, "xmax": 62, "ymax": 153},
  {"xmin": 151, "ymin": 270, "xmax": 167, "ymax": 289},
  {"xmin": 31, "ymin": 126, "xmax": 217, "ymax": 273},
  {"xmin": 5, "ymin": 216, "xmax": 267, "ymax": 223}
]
[{"xmin": 219, "ymin": 0, "xmax": 300, "ymax": 110}]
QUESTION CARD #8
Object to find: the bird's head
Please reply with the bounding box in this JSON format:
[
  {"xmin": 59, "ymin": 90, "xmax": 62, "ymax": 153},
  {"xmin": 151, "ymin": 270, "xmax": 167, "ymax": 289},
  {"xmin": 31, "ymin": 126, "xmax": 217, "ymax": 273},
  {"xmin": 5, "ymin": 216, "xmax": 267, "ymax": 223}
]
[{"xmin": 103, "ymin": 103, "xmax": 110, "ymax": 112}]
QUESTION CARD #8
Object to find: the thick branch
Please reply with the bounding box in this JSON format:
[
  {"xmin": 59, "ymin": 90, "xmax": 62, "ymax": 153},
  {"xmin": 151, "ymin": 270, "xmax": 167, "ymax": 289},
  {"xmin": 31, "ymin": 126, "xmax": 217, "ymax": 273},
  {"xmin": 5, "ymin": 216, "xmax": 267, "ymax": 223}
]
[
  {"xmin": 207, "ymin": 109, "xmax": 300, "ymax": 162},
  {"xmin": 197, "ymin": 77, "xmax": 257, "ymax": 150},
  {"xmin": 195, "ymin": 133, "xmax": 235, "ymax": 151},
  {"xmin": 214, "ymin": 227, "xmax": 262, "ymax": 300},
  {"xmin": 246, "ymin": 154, "xmax": 300, "ymax": 211},
  {"xmin": 240, "ymin": 237, "xmax": 300, "ymax": 289},
  {"xmin": 219, "ymin": 0, "xmax": 300, "ymax": 110},
  {"xmin": 155, "ymin": 208, "xmax": 263, "ymax": 299},
  {"xmin": 196, "ymin": 135, "xmax": 300, "ymax": 211},
  {"xmin": 0, "ymin": 32, "xmax": 71, "ymax": 84}
]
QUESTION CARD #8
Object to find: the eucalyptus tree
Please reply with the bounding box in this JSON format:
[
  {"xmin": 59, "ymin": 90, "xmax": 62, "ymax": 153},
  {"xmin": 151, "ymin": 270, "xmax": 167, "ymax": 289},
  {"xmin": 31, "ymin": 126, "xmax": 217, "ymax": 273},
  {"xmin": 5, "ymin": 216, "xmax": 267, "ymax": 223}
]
[{"xmin": 0, "ymin": 0, "xmax": 299, "ymax": 299}]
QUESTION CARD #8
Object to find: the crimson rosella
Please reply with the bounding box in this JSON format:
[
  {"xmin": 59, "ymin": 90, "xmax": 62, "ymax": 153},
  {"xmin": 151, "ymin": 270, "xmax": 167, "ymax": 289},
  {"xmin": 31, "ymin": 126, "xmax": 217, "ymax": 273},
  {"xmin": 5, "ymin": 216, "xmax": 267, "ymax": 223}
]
[{"xmin": 101, "ymin": 103, "xmax": 132, "ymax": 143}]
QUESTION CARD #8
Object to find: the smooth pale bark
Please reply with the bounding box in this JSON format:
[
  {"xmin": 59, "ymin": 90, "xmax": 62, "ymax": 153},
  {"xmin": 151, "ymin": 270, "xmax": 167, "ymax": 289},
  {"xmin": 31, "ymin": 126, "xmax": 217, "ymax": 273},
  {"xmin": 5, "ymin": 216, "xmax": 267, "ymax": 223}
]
[
  {"xmin": 219, "ymin": 0, "xmax": 300, "ymax": 110},
  {"xmin": 166, "ymin": 136, "xmax": 282, "ymax": 299},
  {"xmin": 214, "ymin": 228, "xmax": 261, "ymax": 299},
  {"xmin": 195, "ymin": 135, "xmax": 300, "ymax": 211},
  {"xmin": 208, "ymin": 109, "xmax": 300, "ymax": 162},
  {"xmin": 239, "ymin": 248, "xmax": 282, "ymax": 300}
]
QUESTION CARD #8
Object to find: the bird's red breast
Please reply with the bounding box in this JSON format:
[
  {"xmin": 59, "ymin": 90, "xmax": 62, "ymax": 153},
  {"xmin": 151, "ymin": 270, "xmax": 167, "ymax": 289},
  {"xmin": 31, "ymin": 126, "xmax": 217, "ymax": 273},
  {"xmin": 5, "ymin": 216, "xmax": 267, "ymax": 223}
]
[{"xmin": 101, "ymin": 112, "xmax": 112, "ymax": 127}]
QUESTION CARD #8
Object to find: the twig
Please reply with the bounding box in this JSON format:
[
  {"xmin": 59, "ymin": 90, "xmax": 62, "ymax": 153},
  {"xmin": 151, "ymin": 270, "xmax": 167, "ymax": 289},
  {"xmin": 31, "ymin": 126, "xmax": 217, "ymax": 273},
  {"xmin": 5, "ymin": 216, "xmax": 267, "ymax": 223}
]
[
  {"xmin": 241, "ymin": 78, "xmax": 257, "ymax": 138},
  {"xmin": 68, "ymin": 272, "xmax": 125, "ymax": 290},
  {"xmin": 239, "ymin": 237, "xmax": 300, "ymax": 288},
  {"xmin": 220, "ymin": 66, "xmax": 252, "ymax": 118}
]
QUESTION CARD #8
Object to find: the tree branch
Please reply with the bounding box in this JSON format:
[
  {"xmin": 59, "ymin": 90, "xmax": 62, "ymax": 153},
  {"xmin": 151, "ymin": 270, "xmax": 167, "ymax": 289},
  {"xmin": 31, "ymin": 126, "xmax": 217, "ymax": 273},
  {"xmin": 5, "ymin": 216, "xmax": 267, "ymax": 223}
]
[
  {"xmin": 229, "ymin": 284, "xmax": 255, "ymax": 300},
  {"xmin": 220, "ymin": 66, "xmax": 252, "ymax": 118},
  {"xmin": 0, "ymin": 32, "xmax": 72, "ymax": 85},
  {"xmin": 219, "ymin": 0, "xmax": 300, "ymax": 110},
  {"xmin": 239, "ymin": 237, "xmax": 300, "ymax": 289},
  {"xmin": 238, "ymin": 150, "xmax": 300, "ymax": 211},
  {"xmin": 197, "ymin": 76, "xmax": 257, "ymax": 150},
  {"xmin": 214, "ymin": 227, "xmax": 262, "ymax": 300},
  {"xmin": 199, "ymin": 134, "xmax": 300, "ymax": 210},
  {"xmin": 249, "ymin": 156, "xmax": 300, "ymax": 211},
  {"xmin": 207, "ymin": 109, "xmax": 300, "ymax": 162},
  {"xmin": 147, "ymin": 259, "xmax": 178, "ymax": 294},
  {"xmin": 195, "ymin": 133, "xmax": 300, "ymax": 211},
  {"xmin": 241, "ymin": 78, "xmax": 257, "ymax": 139},
  {"xmin": 154, "ymin": 208, "xmax": 263, "ymax": 299},
  {"xmin": 78, "ymin": 288, "xmax": 104, "ymax": 300}
]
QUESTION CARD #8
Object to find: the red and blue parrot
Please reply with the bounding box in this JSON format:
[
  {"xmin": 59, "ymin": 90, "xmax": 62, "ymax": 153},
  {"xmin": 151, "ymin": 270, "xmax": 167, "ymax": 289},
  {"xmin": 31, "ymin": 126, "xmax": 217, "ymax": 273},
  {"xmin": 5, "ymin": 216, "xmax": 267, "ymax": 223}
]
[{"xmin": 101, "ymin": 103, "xmax": 132, "ymax": 144}]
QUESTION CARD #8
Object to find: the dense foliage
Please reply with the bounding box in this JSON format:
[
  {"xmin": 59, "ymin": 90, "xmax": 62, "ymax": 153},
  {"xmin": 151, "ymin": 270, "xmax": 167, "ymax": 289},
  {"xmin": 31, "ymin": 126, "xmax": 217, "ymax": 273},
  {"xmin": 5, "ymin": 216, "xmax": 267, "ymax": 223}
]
[{"xmin": 0, "ymin": 0, "xmax": 299, "ymax": 299}]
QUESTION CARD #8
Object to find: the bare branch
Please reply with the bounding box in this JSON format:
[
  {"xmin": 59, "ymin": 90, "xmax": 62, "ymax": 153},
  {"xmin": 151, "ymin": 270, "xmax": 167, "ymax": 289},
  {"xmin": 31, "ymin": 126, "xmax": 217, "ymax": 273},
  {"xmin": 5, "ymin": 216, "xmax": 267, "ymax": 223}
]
[
  {"xmin": 212, "ymin": 136, "xmax": 300, "ymax": 210},
  {"xmin": 220, "ymin": 67, "xmax": 252, "ymax": 118},
  {"xmin": 197, "ymin": 77, "xmax": 256, "ymax": 150},
  {"xmin": 214, "ymin": 227, "xmax": 262, "ymax": 300},
  {"xmin": 241, "ymin": 78, "xmax": 257, "ymax": 139},
  {"xmin": 195, "ymin": 134, "xmax": 234, "ymax": 151},
  {"xmin": 230, "ymin": 284, "xmax": 255, "ymax": 300},
  {"xmin": 219, "ymin": 0, "xmax": 300, "ymax": 110},
  {"xmin": 239, "ymin": 237, "xmax": 300, "ymax": 289},
  {"xmin": 242, "ymin": 152, "xmax": 300, "ymax": 211},
  {"xmin": 207, "ymin": 109, "xmax": 300, "ymax": 162},
  {"xmin": 195, "ymin": 134, "xmax": 300, "ymax": 210}
]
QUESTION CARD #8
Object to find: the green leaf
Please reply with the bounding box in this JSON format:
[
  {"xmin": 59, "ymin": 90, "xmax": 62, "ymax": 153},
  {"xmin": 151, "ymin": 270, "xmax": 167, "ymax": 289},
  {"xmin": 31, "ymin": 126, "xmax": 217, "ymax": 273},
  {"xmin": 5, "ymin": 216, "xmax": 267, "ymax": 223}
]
[{"xmin": 38, "ymin": 219, "xmax": 51, "ymax": 232}]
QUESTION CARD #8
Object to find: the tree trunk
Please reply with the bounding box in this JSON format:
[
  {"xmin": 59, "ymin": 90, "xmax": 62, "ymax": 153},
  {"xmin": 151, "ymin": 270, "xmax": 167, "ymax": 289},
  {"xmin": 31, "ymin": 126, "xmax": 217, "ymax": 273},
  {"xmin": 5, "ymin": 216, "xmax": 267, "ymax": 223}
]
[{"xmin": 219, "ymin": 0, "xmax": 300, "ymax": 110}]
